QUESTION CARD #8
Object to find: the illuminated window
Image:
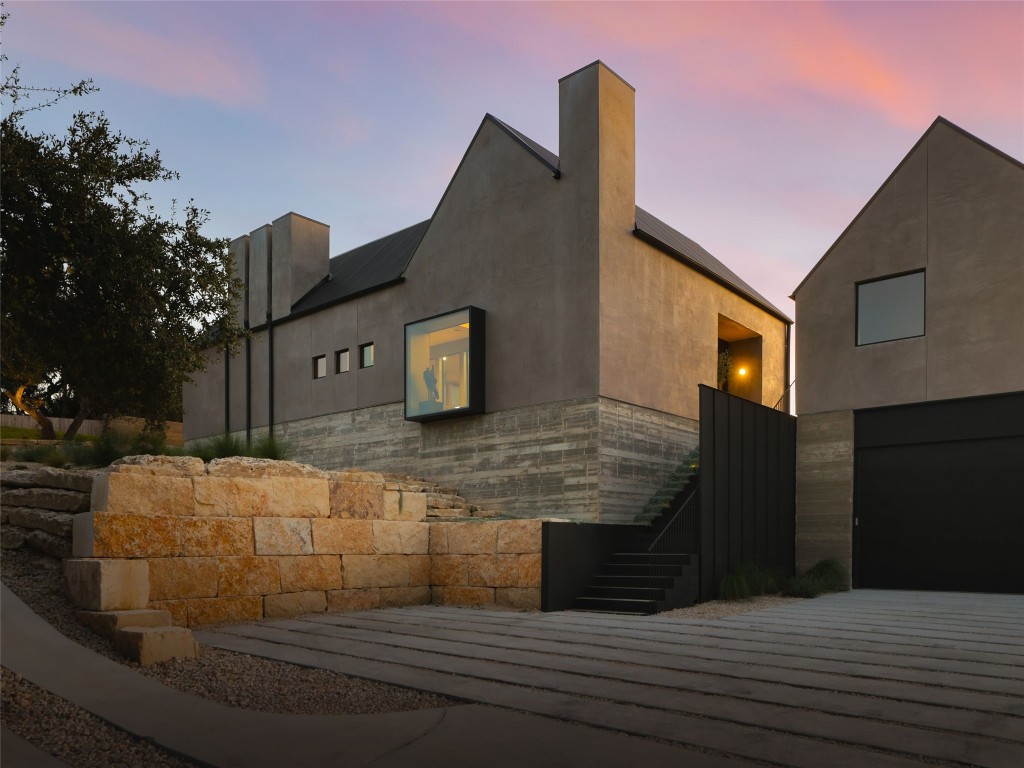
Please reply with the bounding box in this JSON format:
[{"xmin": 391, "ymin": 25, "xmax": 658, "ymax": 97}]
[
  {"xmin": 335, "ymin": 349, "xmax": 349, "ymax": 374},
  {"xmin": 857, "ymin": 271, "xmax": 925, "ymax": 345},
  {"xmin": 312, "ymin": 355, "xmax": 327, "ymax": 379},
  {"xmin": 359, "ymin": 343, "xmax": 374, "ymax": 369},
  {"xmin": 405, "ymin": 307, "xmax": 485, "ymax": 422}
]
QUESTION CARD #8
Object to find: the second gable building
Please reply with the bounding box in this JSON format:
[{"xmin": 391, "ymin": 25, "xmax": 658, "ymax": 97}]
[{"xmin": 184, "ymin": 62, "xmax": 791, "ymax": 524}]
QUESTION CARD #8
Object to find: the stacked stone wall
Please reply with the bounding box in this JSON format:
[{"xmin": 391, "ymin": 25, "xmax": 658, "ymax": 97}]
[
  {"xmin": 1, "ymin": 466, "xmax": 97, "ymax": 557},
  {"xmin": 68, "ymin": 456, "xmax": 543, "ymax": 627}
]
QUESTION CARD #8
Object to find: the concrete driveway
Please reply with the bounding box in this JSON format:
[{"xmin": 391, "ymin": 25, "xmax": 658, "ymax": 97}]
[{"xmin": 197, "ymin": 590, "xmax": 1024, "ymax": 768}]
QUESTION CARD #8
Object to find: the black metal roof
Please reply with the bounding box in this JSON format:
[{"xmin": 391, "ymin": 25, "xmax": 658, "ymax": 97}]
[
  {"xmin": 286, "ymin": 119, "xmax": 790, "ymax": 325},
  {"xmin": 634, "ymin": 207, "xmax": 791, "ymax": 323},
  {"xmin": 289, "ymin": 220, "xmax": 429, "ymax": 317}
]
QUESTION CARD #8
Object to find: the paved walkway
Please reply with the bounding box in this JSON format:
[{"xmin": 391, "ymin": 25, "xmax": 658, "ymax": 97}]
[{"xmin": 196, "ymin": 591, "xmax": 1024, "ymax": 768}]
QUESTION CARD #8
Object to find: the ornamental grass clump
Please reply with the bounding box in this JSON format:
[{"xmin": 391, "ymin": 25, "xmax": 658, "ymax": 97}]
[{"xmin": 783, "ymin": 558, "xmax": 849, "ymax": 598}]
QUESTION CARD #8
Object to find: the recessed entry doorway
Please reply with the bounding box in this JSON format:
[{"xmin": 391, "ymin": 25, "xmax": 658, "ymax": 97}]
[{"xmin": 717, "ymin": 315, "xmax": 762, "ymax": 404}]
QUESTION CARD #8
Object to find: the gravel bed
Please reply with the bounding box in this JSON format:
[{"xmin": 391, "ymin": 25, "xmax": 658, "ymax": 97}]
[{"xmin": 659, "ymin": 593, "xmax": 803, "ymax": 619}]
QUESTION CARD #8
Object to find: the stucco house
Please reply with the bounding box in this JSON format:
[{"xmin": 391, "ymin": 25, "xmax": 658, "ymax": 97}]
[
  {"xmin": 184, "ymin": 61, "xmax": 792, "ymax": 525},
  {"xmin": 793, "ymin": 117, "xmax": 1024, "ymax": 593}
]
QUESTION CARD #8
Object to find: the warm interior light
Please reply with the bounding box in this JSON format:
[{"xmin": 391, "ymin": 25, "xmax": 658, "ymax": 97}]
[{"xmin": 738, "ymin": 367, "xmax": 748, "ymax": 376}]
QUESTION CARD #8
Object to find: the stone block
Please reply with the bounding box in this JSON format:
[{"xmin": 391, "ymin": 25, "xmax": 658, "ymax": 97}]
[
  {"xmin": 330, "ymin": 470, "xmax": 386, "ymax": 484},
  {"xmin": 148, "ymin": 558, "xmax": 218, "ymax": 600},
  {"xmin": 380, "ymin": 586, "xmax": 430, "ymax": 607},
  {"xmin": 111, "ymin": 455, "xmax": 205, "ymax": 476},
  {"xmin": 193, "ymin": 477, "xmax": 271, "ymax": 517},
  {"xmin": 329, "ymin": 481, "xmax": 384, "ymax": 520},
  {"xmin": 264, "ymin": 590, "xmax": 327, "ymax": 618},
  {"xmin": 77, "ymin": 609, "xmax": 174, "ymax": 639},
  {"xmin": 383, "ymin": 491, "xmax": 427, "ymax": 522},
  {"xmin": 495, "ymin": 587, "xmax": 541, "ymax": 611},
  {"xmin": 431, "ymin": 586, "xmax": 494, "ymax": 606},
  {"xmin": 342, "ymin": 554, "xmax": 428, "ymax": 589},
  {"xmin": 25, "ymin": 530, "xmax": 72, "ymax": 559},
  {"xmin": 3, "ymin": 507, "xmax": 75, "ymax": 536},
  {"xmin": 428, "ymin": 523, "xmax": 451, "ymax": 554},
  {"xmin": 446, "ymin": 522, "xmax": 498, "ymax": 554},
  {"xmin": 74, "ymin": 512, "xmax": 178, "ymax": 558},
  {"xmin": 516, "ymin": 553, "xmax": 542, "ymax": 588},
  {"xmin": 0, "ymin": 466, "xmax": 95, "ymax": 492},
  {"xmin": 1, "ymin": 526, "xmax": 27, "ymax": 550},
  {"xmin": 466, "ymin": 555, "xmax": 522, "ymax": 588},
  {"xmin": 279, "ymin": 555, "xmax": 342, "ymax": 592},
  {"xmin": 178, "ymin": 517, "xmax": 254, "ymax": 557},
  {"xmin": 372, "ymin": 521, "xmax": 429, "ymax": 555},
  {"xmin": 207, "ymin": 457, "xmax": 327, "ymax": 479},
  {"xmin": 496, "ymin": 520, "xmax": 542, "ymax": 554},
  {"xmin": 311, "ymin": 519, "xmax": 374, "ymax": 555},
  {"xmin": 115, "ymin": 625, "xmax": 198, "ymax": 665},
  {"xmin": 65, "ymin": 558, "xmax": 149, "ymax": 611},
  {"xmin": 430, "ymin": 555, "xmax": 468, "ymax": 586},
  {"xmin": 327, "ymin": 588, "xmax": 381, "ymax": 612},
  {"xmin": 93, "ymin": 472, "xmax": 194, "ymax": 516},
  {"xmin": 268, "ymin": 477, "xmax": 329, "ymax": 518},
  {"xmin": 218, "ymin": 556, "xmax": 281, "ymax": 596},
  {"xmin": 1, "ymin": 487, "xmax": 90, "ymax": 513},
  {"xmin": 149, "ymin": 599, "xmax": 188, "ymax": 627},
  {"xmin": 254, "ymin": 518, "xmax": 312, "ymax": 555},
  {"xmin": 186, "ymin": 596, "xmax": 263, "ymax": 627}
]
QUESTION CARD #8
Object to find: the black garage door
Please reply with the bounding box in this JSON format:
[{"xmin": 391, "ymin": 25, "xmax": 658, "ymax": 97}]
[{"xmin": 854, "ymin": 391, "xmax": 1024, "ymax": 593}]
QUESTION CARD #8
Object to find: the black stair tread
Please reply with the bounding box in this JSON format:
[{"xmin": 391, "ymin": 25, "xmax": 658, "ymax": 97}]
[{"xmin": 573, "ymin": 597, "xmax": 659, "ymax": 605}]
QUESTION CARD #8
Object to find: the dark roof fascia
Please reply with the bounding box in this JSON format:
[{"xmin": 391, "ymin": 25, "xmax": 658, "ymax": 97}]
[
  {"xmin": 792, "ymin": 116, "xmax": 1024, "ymax": 298},
  {"xmin": 633, "ymin": 224, "xmax": 793, "ymax": 325},
  {"xmin": 488, "ymin": 115, "xmax": 560, "ymax": 178},
  {"xmin": 249, "ymin": 276, "xmax": 406, "ymax": 333}
]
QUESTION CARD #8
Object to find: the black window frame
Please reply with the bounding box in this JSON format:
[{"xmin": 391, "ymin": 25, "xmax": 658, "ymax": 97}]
[
  {"xmin": 312, "ymin": 354, "xmax": 327, "ymax": 379},
  {"xmin": 403, "ymin": 306, "xmax": 486, "ymax": 423},
  {"xmin": 855, "ymin": 269, "xmax": 926, "ymax": 347},
  {"xmin": 335, "ymin": 348, "xmax": 350, "ymax": 374},
  {"xmin": 358, "ymin": 342, "xmax": 375, "ymax": 369}
]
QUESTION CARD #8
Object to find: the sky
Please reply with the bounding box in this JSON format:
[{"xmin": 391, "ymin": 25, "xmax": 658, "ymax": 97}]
[{"xmin": 5, "ymin": 1, "xmax": 1023, "ymax": 323}]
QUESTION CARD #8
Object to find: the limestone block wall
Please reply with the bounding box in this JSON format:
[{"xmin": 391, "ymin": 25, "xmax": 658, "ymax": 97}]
[
  {"xmin": 1, "ymin": 465, "xmax": 97, "ymax": 558},
  {"xmin": 69, "ymin": 455, "xmax": 542, "ymax": 627}
]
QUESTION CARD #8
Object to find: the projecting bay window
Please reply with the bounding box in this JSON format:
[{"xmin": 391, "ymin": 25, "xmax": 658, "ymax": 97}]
[{"xmin": 404, "ymin": 307, "xmax": 485, "ymax": 422}]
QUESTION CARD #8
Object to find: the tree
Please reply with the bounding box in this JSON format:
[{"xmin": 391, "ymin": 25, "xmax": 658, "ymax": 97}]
[{"xmin": 1, "ymin": 52, "xmax": 244, "ymax": 439}]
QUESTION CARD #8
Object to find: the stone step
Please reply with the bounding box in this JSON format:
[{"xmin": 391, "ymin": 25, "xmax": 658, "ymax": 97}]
[
  {"xmin": 0, "ymin": 487, "xmax": 90, "ymax": 512},
  {"xmin": 2, "ymin": 507, "xmax": 76, "ymax": 537},
  {"xmin": 426, "ymin": 493, "xmax": 472, "ymax": 510},
  {"xmin": 114, "ymin": 625, "xmax": 199, "ymax": 666},
  {"xmin": 0, "ymin": 466, "xmax": 96, "ymax": 493},
  {"xmin": 78, "ymin": 609, "xmax": 176, "ymax": 639}
]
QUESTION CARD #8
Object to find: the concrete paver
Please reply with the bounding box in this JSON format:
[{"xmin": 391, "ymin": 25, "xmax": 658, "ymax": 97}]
[{"xmin": 198, "ymin": 590, "xmax": 1024, "ymax": 768}]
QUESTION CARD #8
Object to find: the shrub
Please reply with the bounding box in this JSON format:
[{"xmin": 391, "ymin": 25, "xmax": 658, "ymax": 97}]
[
  {"xmin": 718, "ymin": 570, "xmax": 752, "ymax": 600},
  {"xmin": 188, "ymin": 433, "xmax": 247, "ymax": 462},
  {"xmin": 783, "ymin": 558, "xmax": 849, "ymax": 598},
  {"xmin": 0, "ymin": 445, "xmax": 12, "ymax": 461},
  {"xmin": 250, "ymin": 435, "xmax": 290, "ymax": 460}
]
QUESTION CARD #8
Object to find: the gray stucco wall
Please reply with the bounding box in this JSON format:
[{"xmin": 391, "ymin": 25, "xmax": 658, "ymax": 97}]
[{"xmin": 794, "ymin": 120, "xmax": 1024, "ymax": 416}]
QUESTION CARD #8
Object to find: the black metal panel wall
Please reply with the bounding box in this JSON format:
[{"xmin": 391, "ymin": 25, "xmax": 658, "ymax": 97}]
[
  {"xmin": 541, "ymin": 521, "xmax": 644, "ymax": 611},
  {"xmin": 698, "ymin": 385, "xmax": 796, "ymax": 600}
]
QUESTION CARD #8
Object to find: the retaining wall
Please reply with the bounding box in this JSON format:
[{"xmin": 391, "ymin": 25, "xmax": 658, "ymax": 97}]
[{"xmin": 68, "ymin": 456, "xmax": 542, "ymax": 627}]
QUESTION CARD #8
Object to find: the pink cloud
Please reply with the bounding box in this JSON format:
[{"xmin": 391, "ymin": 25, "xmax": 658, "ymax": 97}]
[{"xmin": 10, "ymin": 2, "xmax": 266, "ymax": 108}]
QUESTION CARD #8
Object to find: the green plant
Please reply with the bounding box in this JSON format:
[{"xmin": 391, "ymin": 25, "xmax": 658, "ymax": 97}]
[
  {"xmin": 718, "ymin": 570, "xmax": 752, "ymax": 600},
  {"xmin": 0, "ymin": 445, "xmax": 12, "ymax": 461},
  {"xmin": 250, "ymin": 435, "xmax": 290, "ymax": 461},
  {"xmin": 717, "ymin": 349, "xmax": 733, "ymax": 390},
  {"xmin": 782, "ymin": 558, "xmax": 849, "ymax": 598},
  {"xmin": 188, "ymin": 432, "xmax": 246, "ymax": 462}
]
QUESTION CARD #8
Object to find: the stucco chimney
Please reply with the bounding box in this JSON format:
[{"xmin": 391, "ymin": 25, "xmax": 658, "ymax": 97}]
[
  {"xmin": 558, "ymin": 61, "xmax": 636, "ymax": 233},
  {"xmin": 270, "ymin": 212, "xmax": 330, "ymax": 320}
]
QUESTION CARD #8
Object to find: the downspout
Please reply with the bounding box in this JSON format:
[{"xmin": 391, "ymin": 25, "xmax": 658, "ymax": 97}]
[
  {"xmin": 784, "ymin": 323, "xmax": 792, "ymax": 414},
  {"xmin": 267, "ymin": 241, "xmax": 275, "ymax": 439},
  {"xmin": 223, "ymin": 345, "xmax": 230, "ymax": 435},
  {"xmin": 244, "ymin": 248, "xmax": 252, "ymax": 444}
]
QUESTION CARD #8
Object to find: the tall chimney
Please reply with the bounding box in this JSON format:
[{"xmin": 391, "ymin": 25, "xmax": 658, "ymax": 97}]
[{"xmin": 270, "ymin": 212, "xmax": 330, "ymax": 320}]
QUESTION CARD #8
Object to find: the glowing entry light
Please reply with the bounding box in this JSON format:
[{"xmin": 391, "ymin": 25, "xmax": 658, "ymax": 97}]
[{"xmin": 738, "ymin": 367, "xmax": 748, "ymax": 376}]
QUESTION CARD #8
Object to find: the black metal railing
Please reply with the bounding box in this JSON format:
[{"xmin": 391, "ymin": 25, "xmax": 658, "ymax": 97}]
[{"xmin": 646, "ymin": 478, "xmax": 700, "ymax": 595}]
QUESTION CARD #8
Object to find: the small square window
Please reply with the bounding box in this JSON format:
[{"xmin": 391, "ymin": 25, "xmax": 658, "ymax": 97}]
[
  {"xmin": 312, "ymin": 355, "xmax": 327, "ymax": 379},
  {"xmin": 857, "ymin": 271, "xmax": 925, "ymax": 345},
  {"xmin": 359, "ymin": 342, "xmax": 374, "ymax": 369},
  {"xmin": 335, "ymin": 349, "xmax": 350, "ymax": 374}
]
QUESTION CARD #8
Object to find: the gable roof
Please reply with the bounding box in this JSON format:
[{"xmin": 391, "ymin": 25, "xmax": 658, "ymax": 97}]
[
  {"xmin": 792, "ymin": 116, "xmax": 1024, "ymax": 298},
  {"xmin": 287, "ymin": 118, "xmax": 791, "ymax": 324}
]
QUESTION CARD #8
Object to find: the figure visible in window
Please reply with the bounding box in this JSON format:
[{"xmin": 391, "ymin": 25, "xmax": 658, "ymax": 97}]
[{"xmin": 423, "ymin": 366, "xmax": 439, "ymax": 401}]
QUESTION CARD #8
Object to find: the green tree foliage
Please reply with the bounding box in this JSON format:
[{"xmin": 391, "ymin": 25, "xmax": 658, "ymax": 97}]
[{"xmin": 1, "ymin": 54, "xmax": 244, "ymax": 439}]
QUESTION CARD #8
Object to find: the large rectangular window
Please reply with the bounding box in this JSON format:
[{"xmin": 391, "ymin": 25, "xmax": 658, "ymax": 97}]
[
  {"xmin": 405, "ymin": 307, "xmax": 485, "ymax": 422},
  {"xmin": 857, "ymin": 271, "xmax": 925, "ymax": 346}
]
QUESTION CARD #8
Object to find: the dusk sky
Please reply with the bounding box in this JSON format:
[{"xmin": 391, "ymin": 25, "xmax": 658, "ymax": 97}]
[{"xmin": 6, "ymin": 1, "xmax": 1023, "ymax": 322}]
